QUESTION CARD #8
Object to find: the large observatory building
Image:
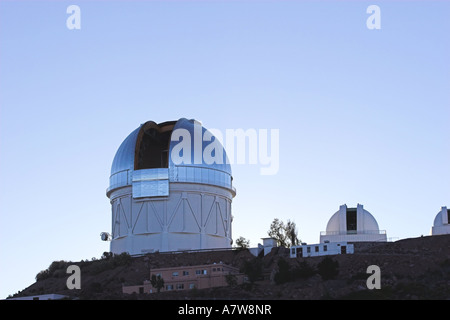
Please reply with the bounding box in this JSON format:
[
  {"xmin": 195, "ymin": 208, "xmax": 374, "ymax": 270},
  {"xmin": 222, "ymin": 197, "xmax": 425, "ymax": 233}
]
[{"xmin": 105, "ymin": 118, "xmax": 236, "ymax": 255}]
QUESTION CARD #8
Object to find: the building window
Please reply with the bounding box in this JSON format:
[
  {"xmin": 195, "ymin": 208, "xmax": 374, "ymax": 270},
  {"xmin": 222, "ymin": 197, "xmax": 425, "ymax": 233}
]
[
  {"xmin": 183, "ymin": 271, "xmax": 189, "ymax": 276},
  {"xmin": 324, "ymin": 245, "xmax": 327, "ymax": 252},
  {"xmin": 291, "ymin": 248, "xmax": 296, "ymax": 256},
  {"xmin": 166, "ymin": 285, "xmax": 173, "ymax": 291},
  {"xmin": 176, "ymin": 284, "xmax": 184, "ymax": 290},
  {"xmin": 315, "ymin": 246, "xmax": 319, "ymax": 252},
  {"xmin": 189, "ymin": 283, "xmax": 195, "ymax": 289},
  {"xmin": 307, "ymin": 247, "xmax": 311, "ymax": 253},
  {"xmin": 212, "ymin": 268, "xmax": 216, "ymax": 272},
  {"xmin": 195, "ymin": 269, "xmax": 207, "ymax": 275},
  {"xmin": 172, "ymin": 272, "xmax": 179, "ymax": 277}
]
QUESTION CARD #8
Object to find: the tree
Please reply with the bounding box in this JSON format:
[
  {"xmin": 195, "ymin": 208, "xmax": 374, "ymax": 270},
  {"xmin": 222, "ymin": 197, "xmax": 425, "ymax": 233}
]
[
  {"xmin": 317, "ymin": 257, "xmax": 339, "ymax": 280},
  {"xmin": 240, "ymin": 258, "xmax": 263, "ymax": 284},
  {"xmin": 150, "ymin": 274, "xmax": 165, "ymax": 293},
  {"xmin": 235, "ymin": 236, "xmax": 250, "ymax": 250},
  {"xmin": 273, "ymin": 258, "xmax": 291, "ymax": 285},
  {"xmin": 267, "ymin": 218, "xmax": 300, "ymax": 248},
  {"xmin": 286, "ymin": 220, "xmax": 300, "ymax": 247},
  {"xmin": 268, "ymin": 218, "xmax": 288, "ymax": 247},
  {"xmin": 225, "ymin": 274, "xmax": 238, "ymax": 287}
]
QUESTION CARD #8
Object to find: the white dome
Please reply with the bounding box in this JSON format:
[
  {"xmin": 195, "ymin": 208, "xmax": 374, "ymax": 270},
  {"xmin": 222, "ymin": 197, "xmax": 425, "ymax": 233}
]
[
  {"xmin": 320, "ymin": 204, "xmax": 387, "ymax": 243},
  {"xmin": 326, "ymin": 205, "xmax": 380, "ymax": 233},
  {"xmin": 433, "ymin": 206, "xmax": 449, "ymax": 227},
  {"xmin": 431, "ymin": 207, "xmax": 450, "ymax": 236}
]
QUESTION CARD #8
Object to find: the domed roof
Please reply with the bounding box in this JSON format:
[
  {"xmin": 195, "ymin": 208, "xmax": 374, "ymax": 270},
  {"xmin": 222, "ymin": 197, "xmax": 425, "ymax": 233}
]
[
  {"xmin": 110, "ymin": 126, "xmax": 140, "ymax": 177},
  {"xmin": 433, "ymin": 206, "xmax": 449, "ymax": 227},
  {"xmin": 326, "ymin": 204, "xmax": 380, "ymax": 233},
  {"xmin": 108, "ymin": 118, "xmax": 233, "ymax": 194}
]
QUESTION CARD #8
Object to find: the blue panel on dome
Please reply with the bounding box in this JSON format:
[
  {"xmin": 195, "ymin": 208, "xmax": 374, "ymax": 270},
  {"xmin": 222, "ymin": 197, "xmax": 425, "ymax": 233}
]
[{"xmin": 132, "ymin": 169, "xmax": 169, "ymax": 198}]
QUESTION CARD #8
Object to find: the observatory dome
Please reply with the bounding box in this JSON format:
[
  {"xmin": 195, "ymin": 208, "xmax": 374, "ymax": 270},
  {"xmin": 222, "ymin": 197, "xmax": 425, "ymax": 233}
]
[
  {"xmin": 431, "ymin": 206, "xmax": 450, "ymax": 235},
  {"xmin": 105, "ymin": 118, "xmax": 235, "ymax": 255},
  {"xmin": 320, "ymin": 204, "xmax": 387, "ymax": 243}
]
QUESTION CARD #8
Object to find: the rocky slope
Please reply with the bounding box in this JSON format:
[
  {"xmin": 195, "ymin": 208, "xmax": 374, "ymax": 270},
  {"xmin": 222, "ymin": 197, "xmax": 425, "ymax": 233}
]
[{"xmin": 9, "ymin": 234, "xmax": 450, "ymax": 300}]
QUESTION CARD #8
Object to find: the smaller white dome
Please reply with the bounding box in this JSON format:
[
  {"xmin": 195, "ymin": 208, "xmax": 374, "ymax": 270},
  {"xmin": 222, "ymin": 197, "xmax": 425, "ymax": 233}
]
[
  {"xmin": 431, "ymin": 207, "xmax": 450, "ymax": 236},
  {"xmin": 320, "ymin": 204, "xmax": 387, "ymax": 243},
  {"xmin": 325, "ymin": 204, "xmax": 380, "ymax": 233},
  {"xmin": 433, "ymin": 206, "xmax": 449, "ymax": 227}
]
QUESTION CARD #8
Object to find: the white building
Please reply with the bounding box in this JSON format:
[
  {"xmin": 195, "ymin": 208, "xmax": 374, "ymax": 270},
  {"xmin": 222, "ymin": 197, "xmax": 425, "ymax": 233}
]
[
  {"xmin": 6, "ymin": 294, "xmax": 68, "ymax": 300},
  {"xmin": 105, "ymin": 119, "xmax": 236, "ymax": 255},
  {"xmin": 431, "ymin": 206, "xmax": 450, "ymax": 235},
  {"xmin": 249, "ymin": 238, "xmax": 278, "ymax": 257},
  {"xmin": 320, "ymin": 204, "xmax": 387, "ymax": 243},
  {"xmin": 290, "ymin": 242, "xmax": 354, "ymax": 258}
]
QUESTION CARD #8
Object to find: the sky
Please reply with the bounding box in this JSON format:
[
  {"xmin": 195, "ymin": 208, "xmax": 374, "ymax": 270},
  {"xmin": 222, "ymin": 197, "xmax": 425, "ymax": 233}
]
[{"xmin": 0, "ymin": 0, "xmax": 449, "ymax": 298}]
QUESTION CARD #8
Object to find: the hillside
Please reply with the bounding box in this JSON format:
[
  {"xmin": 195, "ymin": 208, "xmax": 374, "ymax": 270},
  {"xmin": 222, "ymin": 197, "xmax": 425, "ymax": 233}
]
[{"xmin": 8, "ymin": 234, "xmax": 450, "ymax": 300}]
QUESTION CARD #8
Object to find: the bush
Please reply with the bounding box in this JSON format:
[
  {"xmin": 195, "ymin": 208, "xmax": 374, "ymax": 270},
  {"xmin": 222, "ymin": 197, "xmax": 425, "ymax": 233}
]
[
  {"xmin": 274, "ymin": 258, "xmax": 291, "ymax": 285},
  {"xmin": 240, "ymin": 258, "xmax": 263, "ymax": 284},
  {"xmin": 317, "ymin": 257, "xmax": 339, "ymax": 280},
  {"xmin": 292, "ymin": 261, "xmax": 316, "ymax": 279},
  {"xmin": 35, "ymin": 260, "xmax": 71, "ymax": 281},
  {"xmin": 35, "ymin": 269, "xmax": 50, "ymax": 282},
  {"xmin": 89, "ymin": 252, "xmax": 132, "ymax": 275},
  {"xmin": 113, "ymin": 252, "xmax": 132, "ymax": 266},
  {"xmin": 225, "ymin": 274, "xmax": 238, "ymax": 287}
]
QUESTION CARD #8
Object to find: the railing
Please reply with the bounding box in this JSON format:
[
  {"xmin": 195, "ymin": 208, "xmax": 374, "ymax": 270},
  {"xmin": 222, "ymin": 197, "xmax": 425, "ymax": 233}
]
[{"xmin": 320, "ymin": 230, "xmax": 387, "ymax": 236}]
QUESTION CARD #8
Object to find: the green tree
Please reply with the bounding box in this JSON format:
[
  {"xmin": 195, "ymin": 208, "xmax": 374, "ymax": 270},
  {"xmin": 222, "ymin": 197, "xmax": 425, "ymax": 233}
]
[
  {"xmin": 225, "ymin": 274, "xmax": 238, "ymax": 287},
  {"xmin": 268, "ymin": 218, "xmax": 288, "ymax": 247},
  {"xmin": 240, "ymin": 258, "xmax": 263, "ymax": 284},
  {"xmin": 285, "ymin": 220, "xmax": 300, "ymax": 247},
  {"xmin": 267, "ymin": 218, "xmax": 300, "ymax": 248},
  {"xmin": 274, "ymin": 258, "xmax": 291, "ymax": 285},
  {"xmin": 150, "ymin": 274, "xmax": 165, "ymax": 293},
  {"xmin": 235, "ymin": 236, "xmax": 250, "ymax": 250}
]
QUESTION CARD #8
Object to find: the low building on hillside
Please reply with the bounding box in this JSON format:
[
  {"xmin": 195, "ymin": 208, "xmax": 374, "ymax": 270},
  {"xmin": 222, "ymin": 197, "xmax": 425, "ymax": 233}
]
[
  {"xmin": 122, "ymin": 262, "xmax": 245, "ymax": 294},
  {"xmin": 6, "ymin": 294, "xmax": 69, "ymax": 300},
  {"xmin": 290, "ymin": 241, "xmax": 354, "ymax": 258},
  {"xmin": 248, "ymin": 237, "xmax": 278, "ymax": 257}
]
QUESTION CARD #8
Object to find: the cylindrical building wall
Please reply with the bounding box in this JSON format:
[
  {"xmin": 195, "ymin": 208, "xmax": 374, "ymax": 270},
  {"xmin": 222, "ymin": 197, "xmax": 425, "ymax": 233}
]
[{"xmin": 109, "ymin": 182, "xmax": 234, "ymax": 254}]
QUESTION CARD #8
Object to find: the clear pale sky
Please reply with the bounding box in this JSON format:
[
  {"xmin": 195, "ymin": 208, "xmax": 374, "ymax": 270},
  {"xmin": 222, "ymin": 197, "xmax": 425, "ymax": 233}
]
[{"xmin": 0, "ymin": 0, "xmax": 449, "ymax": 298}]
